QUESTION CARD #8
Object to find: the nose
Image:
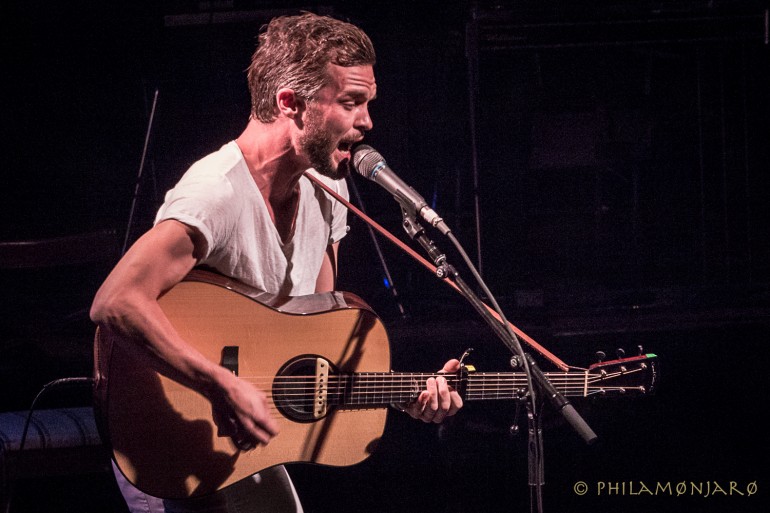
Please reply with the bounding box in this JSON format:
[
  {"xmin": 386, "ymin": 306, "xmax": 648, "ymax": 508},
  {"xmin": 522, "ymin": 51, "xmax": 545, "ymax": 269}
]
[{"xmin": 356, "ymin": 105, "xmax": 373, "ymax": 132}]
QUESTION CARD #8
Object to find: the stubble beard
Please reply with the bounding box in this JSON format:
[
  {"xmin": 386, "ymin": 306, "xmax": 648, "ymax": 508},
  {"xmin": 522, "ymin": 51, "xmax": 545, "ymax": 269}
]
[{"xmin": 299, "ymin": 107, "xmax": 351, "ymax": 181}]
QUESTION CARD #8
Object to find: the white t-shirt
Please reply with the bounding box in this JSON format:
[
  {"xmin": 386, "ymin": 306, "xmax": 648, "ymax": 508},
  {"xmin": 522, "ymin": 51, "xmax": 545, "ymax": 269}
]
[{"xmin": 155, "ymin": 140, "xmax": 349, "ymax": 296}]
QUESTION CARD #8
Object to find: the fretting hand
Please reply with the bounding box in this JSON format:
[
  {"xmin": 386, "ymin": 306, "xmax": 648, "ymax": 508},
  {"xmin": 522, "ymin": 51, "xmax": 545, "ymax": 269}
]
[{"xmin": 403, "ymin": 359, "xmax": 463, "ymax": 423}]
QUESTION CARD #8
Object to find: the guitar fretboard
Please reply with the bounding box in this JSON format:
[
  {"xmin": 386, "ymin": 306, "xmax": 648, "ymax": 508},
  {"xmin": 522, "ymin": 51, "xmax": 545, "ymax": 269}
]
[{"xmin": 273, "ymin": 370, "xmax": 601, "ymax": 408}]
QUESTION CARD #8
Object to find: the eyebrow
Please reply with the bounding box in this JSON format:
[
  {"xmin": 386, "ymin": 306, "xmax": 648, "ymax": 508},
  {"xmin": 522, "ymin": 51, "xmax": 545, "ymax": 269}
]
[{"xmin": 341, "ymin": 90, "xmax": 376, "ymax": 102}]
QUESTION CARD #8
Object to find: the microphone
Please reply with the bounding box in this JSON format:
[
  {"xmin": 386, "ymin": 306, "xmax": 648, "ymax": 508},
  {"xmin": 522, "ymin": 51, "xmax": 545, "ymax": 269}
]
[{"xmin": 352, "ymin": 145, "xmax": 450, "ymax": 235}]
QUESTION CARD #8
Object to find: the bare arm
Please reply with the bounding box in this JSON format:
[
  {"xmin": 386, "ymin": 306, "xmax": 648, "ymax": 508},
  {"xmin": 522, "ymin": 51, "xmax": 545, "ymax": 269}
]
[
  {"xmin": 315, "ymin": 241, "xmax": 339, "ymax": 293},
  {"xmin": 90, "ymin": 219, "xmax": 278, "ymax": 446},
  {"xmin": 91, "ymin": 220, "xmax": 207, "ymax": 386}
]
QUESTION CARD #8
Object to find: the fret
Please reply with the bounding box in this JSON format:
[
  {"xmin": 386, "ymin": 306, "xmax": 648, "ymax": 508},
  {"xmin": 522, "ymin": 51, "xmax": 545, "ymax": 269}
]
[
  {"xmin": 399, "ymin": 372, "xmax": 408, "ymax": 403},
  {"xmin": 380, "ymin": 373, "xmax": 386, "ymax": 403},
  {"xmin": 350, "ymin": 373, "xmax": 360, "ymax": 406}
]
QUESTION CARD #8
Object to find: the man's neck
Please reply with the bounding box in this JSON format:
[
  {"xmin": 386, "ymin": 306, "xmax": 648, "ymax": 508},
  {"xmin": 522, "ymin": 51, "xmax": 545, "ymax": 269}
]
[
  {"xmin": 235, "ymin": 117, "xmax": 306, "ymax": 202},
  {"xmin": 235, "ymin": 118, "xmax": 305, "ymax": 242}
]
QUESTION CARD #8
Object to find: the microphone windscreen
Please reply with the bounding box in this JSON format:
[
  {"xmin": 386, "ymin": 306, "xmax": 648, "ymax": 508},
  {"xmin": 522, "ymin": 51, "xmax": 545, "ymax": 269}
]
[{"xmin": 352, "ymin": 144, "xmax": 384, "ymax": 180}]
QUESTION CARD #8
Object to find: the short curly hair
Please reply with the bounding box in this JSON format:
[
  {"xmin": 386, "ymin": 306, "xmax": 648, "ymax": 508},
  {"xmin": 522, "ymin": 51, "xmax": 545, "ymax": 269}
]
[{"xmin": 247, "ymin": 12, "xmax": 376, "ymax": 122}]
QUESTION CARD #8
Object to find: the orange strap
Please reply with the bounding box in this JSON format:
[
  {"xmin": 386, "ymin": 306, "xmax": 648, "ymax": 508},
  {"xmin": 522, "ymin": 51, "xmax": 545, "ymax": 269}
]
[{"xmin": 305, "ymin": 171, "xmax": 571, "ymax": 371}]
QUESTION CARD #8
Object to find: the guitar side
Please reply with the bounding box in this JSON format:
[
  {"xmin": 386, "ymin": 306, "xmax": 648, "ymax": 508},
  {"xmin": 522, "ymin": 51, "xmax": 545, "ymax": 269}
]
[{"xmin": 94, "ymin": 272, "xmax": 391, "ymax": 500}]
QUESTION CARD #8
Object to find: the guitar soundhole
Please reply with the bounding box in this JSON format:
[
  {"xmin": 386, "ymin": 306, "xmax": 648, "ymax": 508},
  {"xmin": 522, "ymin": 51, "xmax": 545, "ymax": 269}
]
[{"xmin": 273, "ymin": 355, "xmax": 336, "ymax": 423}]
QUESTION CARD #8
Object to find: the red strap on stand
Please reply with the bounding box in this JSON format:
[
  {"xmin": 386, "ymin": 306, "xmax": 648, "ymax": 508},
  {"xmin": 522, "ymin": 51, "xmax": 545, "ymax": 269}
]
[{"xmin": 305, "ymin": 171, "xmax": 571, "ymax": 371}]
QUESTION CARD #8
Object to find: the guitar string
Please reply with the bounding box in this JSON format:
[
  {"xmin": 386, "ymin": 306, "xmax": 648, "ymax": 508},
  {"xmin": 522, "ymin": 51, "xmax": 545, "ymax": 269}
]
[
  {"xmin": 255, "ymin": 386, "xmax": 630, "ymax": 396},
  {"xmin": 237, "ymin": 373, "xmax": 639, "ymax": 389},
  {"xmin": 241, "ymin": 384, "xmax": 629, "ymax": 397},
  {"xmin": 226, "ymin": 369, "xmax": 645, "ymax": 406},
  {"xmin": 236, "ymin": 370, "xmax": 639, "ymax": 387},
  {"xmin": 237, "ymin": 369, "xmax": 639, "ymax": 383},
  {"xmin": 258, "ymin": 388, "xmax": 633, "ymax": 403}
]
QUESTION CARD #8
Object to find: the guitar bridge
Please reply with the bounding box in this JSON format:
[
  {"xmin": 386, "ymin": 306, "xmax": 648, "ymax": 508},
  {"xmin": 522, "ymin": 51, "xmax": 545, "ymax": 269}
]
[{"xmin": 314, "ymin": 357, "xmax": 330, "ymax": 419}]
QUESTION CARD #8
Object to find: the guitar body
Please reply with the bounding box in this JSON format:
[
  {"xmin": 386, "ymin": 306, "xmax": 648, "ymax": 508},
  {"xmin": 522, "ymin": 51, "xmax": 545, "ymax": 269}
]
[{"xmin": 93, "ymin": 270, "xmax": 391, "ymax": 499}]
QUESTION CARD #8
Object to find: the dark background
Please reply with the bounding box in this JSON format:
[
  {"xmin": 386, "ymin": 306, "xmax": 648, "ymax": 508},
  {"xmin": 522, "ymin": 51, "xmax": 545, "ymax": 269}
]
[{"xmin": 2, "ymin": 1, "xmax": 769, "ymax": 512}]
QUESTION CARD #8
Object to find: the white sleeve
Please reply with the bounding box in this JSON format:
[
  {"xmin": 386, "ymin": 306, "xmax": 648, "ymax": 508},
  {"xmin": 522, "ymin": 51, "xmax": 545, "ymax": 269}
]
[{"xmin": 154, "ymin": 167, "xmax": 238, "ymax": 260}]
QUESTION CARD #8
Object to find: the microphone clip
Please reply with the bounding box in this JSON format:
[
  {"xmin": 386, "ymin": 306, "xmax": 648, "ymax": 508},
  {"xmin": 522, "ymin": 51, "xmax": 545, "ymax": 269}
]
[{"xmin": 401, "ymin": 208, "xmax": 455, "ymax": 279}]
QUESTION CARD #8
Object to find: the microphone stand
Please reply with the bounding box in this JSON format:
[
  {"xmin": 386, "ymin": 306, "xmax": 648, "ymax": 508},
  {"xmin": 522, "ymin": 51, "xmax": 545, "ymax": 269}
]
[
  {"xmin": 400, "ymin": 208, "xmax": 597, "ymax": 513},
  {"xmin": 302, "ymin": 170, "xmax": 592, "ymax": 512}
]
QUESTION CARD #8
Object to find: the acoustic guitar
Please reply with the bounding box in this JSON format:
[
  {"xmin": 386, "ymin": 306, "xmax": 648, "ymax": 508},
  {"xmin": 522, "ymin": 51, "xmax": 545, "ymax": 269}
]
[{"xmin": 93, "ymin": 269, "xmax": 658, "ymax": 499}]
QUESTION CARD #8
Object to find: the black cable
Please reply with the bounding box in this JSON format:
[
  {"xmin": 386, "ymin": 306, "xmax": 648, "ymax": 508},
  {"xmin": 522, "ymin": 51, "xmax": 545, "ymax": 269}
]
[{"xmin": 4, "ymin": 377, "xmax": 95, "ymax": 513}]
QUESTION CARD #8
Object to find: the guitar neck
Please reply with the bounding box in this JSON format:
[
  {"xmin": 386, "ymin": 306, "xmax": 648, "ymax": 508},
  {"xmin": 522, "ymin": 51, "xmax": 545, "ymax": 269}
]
[
  {"xmin": 320, "ymin": 370, "xmax": 592, "ymax": 408},
  {"xmin": 314, "ymin": 353, "xmax": 656, "ymax": 409}
]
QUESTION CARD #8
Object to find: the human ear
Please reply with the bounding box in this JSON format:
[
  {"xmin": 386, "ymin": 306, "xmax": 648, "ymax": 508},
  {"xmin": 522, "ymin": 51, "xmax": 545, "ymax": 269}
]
[{"xmin": 276, "ymin": 88, "xmax": 305, "ymax": 119}]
